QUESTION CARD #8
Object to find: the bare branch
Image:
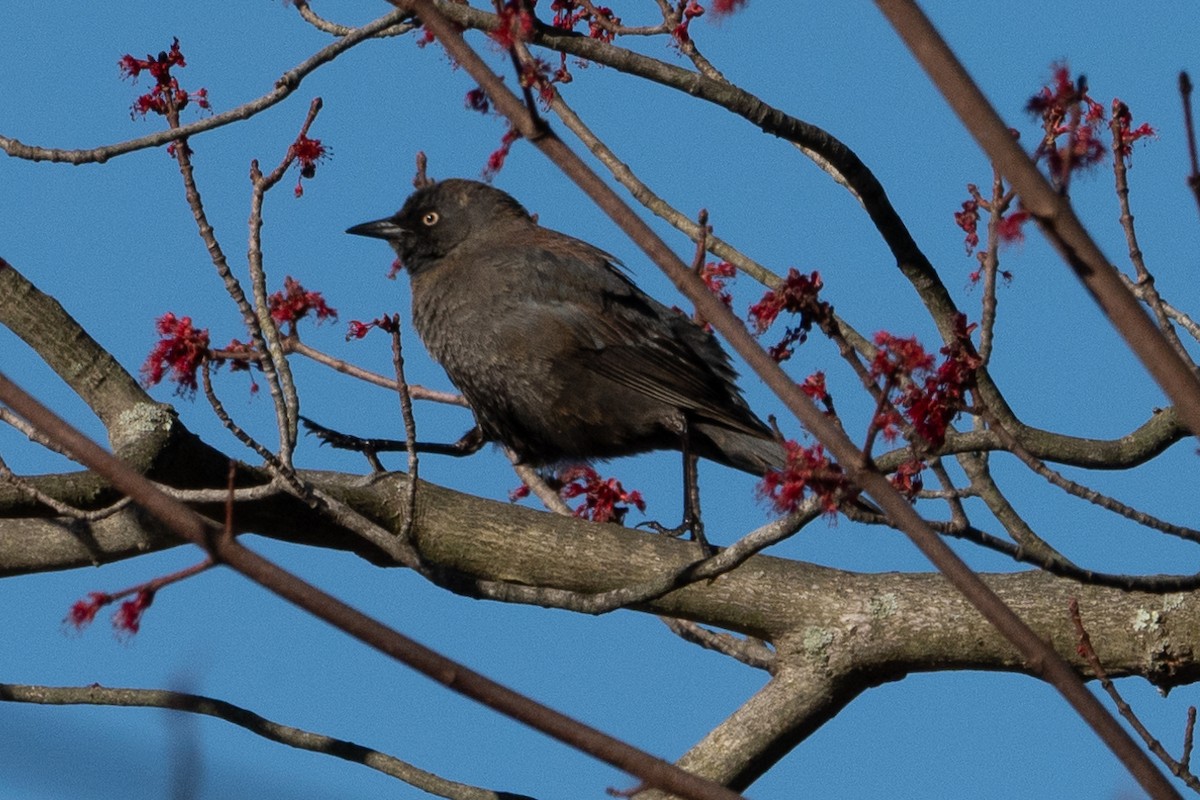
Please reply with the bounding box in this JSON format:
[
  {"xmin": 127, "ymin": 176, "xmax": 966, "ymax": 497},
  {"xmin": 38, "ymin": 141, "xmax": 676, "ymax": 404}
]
[{"xmin": 0, "ymin": 682, "xmax": 529, "ymax": 800}]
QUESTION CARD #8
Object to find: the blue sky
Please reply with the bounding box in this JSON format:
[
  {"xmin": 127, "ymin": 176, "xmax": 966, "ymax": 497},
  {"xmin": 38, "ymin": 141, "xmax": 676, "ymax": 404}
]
[{"xmin": 2, "ymin": 2, "xmax": 1200, "ymax": 798}]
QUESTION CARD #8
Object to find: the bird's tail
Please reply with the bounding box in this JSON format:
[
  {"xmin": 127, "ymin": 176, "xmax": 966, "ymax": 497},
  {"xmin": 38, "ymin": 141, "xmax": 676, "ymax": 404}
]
[{"xmin": 693, "ymin": 423, "xmax": 788, "ymax": 476}]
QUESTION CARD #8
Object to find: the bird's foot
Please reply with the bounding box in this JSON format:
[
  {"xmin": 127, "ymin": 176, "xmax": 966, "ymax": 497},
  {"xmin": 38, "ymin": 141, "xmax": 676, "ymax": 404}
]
[{"xmin": 637, "ymin": 517, "xmax": 714, "ymax": 557}]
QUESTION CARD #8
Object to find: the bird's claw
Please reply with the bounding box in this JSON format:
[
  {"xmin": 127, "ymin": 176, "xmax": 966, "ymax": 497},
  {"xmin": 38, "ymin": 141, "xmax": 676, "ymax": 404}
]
[{"xmin": 637, "ymin": 518, "xmax": 714, "ymax": 557}]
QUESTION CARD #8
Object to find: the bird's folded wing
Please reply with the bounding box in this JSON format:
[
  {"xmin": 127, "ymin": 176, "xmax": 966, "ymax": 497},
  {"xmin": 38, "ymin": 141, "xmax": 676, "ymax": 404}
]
[{"xmin": 521, "ymin": 289, "xmax": 768, "ymax": 438}]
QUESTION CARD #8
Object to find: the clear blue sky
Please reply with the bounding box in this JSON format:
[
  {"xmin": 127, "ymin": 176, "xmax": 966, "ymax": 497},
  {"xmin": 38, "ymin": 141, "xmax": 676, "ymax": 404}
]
[{"xmin": 3, "ymin": 2, "xmax": 1199, "ymax": 798}]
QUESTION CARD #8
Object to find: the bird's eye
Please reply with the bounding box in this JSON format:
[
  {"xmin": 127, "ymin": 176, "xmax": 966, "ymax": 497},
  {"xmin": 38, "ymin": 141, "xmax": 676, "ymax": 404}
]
[{"xmin": 422, "ymin": 212, "xmax": 439, "ymax": 227}]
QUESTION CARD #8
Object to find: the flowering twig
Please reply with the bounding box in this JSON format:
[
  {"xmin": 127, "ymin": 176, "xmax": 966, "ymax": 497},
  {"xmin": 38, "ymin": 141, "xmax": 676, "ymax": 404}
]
[
  {"xmin": 65, "ymin": 558, "xmax": 214, "ymax": 638},
  {"xmin": 0, "ymin": 10, "xmax": 409, "ymax": 164},
  {"xmin": 1108, "ymin": 99, "xmax": 1191, "ymax": 366},
  {"xmin": 247, "ymin": 98, "xmax": 331, "ymax": 465}
]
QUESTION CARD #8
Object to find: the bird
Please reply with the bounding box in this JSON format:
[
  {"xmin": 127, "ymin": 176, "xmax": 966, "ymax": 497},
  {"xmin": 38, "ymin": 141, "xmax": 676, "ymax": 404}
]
[{"xmin": 344, "ymin": 178, "xmax": 785, "ymax": 547}]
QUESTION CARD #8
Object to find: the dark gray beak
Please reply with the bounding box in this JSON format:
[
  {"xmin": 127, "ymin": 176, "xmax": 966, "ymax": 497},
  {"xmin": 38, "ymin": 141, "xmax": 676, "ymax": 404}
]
[{"xmin": 346, "ymin": 217, "xmax": 406, "ymax": 240}]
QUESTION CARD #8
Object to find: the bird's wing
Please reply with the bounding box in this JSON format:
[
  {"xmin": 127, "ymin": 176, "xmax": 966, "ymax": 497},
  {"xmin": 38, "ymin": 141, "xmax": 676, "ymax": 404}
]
[{"xmin": 507, "ymin": 234, "xmax": 771, "ymax": 438}]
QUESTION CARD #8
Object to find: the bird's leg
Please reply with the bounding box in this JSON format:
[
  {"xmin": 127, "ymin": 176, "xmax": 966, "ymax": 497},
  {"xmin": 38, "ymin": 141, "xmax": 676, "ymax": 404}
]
[
  {"xmin": 301, "ymin": 416, "xmax": 486, "ymax": 470},
  {"xmin": 638, "ymin": 423, "xmax": 713, "ymax": 556},
  {"xmin": 681, "ymin": 443, "xmax": 712, "ymax": 555}
]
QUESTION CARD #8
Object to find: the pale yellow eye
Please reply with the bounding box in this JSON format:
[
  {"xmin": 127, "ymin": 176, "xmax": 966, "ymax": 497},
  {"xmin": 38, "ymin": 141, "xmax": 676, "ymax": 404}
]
[{"xmin": 422, "ymin": 211, "xmax": 439, "ymax": 226}]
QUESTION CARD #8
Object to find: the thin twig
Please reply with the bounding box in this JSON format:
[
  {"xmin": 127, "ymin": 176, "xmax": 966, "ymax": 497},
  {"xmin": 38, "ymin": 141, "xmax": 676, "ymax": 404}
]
[
  {"xmin": 201, "ymin": 365, "xmax": 311, "ymax": 504},
  {"xmin": 0, "ymin": 10, "xmax": 410, "ymax": 164},
  {"xmin": 167, "ymin": 95, "xmax": 293, "ymax": 465},
  {"xmin": 389, "ymin": 316, "xmax": 420, "ymax": 544},
  {"xmin": 658, "ymin": 619, "xmax": 775, "ymax": 672},
  {"xmin": 0, "ymin": 452, "xmax": 132, "ymax": 520},
  {"xmin": 246, "ymin": 99, "xmax": 329, "ymax": 465},
  {"xmin": 1070, "ymin": 600, "xmax": 1200, "ymax": 792},
  {"xmin": 1179, "ymin": 72, "xmax": 1200, "ymax": 216},
  {"xmin": 0, "ymin": 683, "xmax": 523, "ymax": 800},
  {"xmin": 285, "ymin": 339, "xmax": 468, "ymax": 405},
  {"xmin": 1109, "ymin": 104, "xmax": 1192, "ymax": 365}
]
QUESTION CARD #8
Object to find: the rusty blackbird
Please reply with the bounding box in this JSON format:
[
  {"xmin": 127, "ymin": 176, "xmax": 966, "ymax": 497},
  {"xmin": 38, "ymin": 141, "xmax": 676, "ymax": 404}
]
[{"xmin": 346, "ymin": 179, "xmax": 784, "ymax": 538}]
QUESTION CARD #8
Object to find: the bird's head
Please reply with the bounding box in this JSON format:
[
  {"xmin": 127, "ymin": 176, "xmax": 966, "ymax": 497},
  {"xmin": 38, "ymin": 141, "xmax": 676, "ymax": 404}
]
[{"xmin": 346, "ymin": 178, "xmax": 532, "ymax": 273}]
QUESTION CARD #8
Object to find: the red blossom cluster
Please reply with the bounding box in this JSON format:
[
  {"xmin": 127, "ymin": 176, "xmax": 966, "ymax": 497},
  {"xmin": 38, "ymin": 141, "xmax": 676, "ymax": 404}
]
[
  {"xmin": 558, "ymin": 465, "xmax": 646, "ymax": 523},
  {"xmin": 957, "ymin": 68, "xmax": 1155, "ymax": 256},
  {"xmin": 220, "ymin": 338, "xmax": 260, "ymax": 393},
  {"xmin": 490, "ymin": 0, "xmax": 536, "ymax": 49},
  {"xmin": 672, "ymin": 1, "xmax": 706, "ymax": 43},
  {"xmin": 550, "ymin": 1, "xmax": 620, "ymax": 42},
  {"xmin": 346, "ymin": 314, "xmax": 401, "ymax": 341},
  {"xmin": 869, "ymin": 314, "xmax": 980, "ymax": 450},
  {"xmin": 118, "ymin": 38, "xmax": 210, "ymax": 120},
  {"xmin": 711, "ymin": 0, "xmax": 749, "ymax": 13},
  {"xmin": 799, "ymin": 370, "xmax": 834, "ymax": 414},
  {"xmin": 757, "ymin": 441, "xmax": 846, "ymax": 516},
  {"xmin": 143, "ymin": 280, "xmax": 335, "ymax": 393},
  {"xmin": 269, "ymin": 276, "xmax": 337, "ymax": 327},
  {"xmin": 501, "ymin": 55, "xmax": 573, "ymax": 108},
  {"xmin": 954, "ymin": 182, "xmax": 1029, "ymax": 264},
  {"xmin": 415, "ymin": 27, "xmax": 437, "ymax": 48},
  {"xmin": 141, "ymin": 312, "xmax": 211, "ymax": 394},
  {"xmin": 890, "ymin": 458, "xmax": 925, "ymax": 500},
  {"xmin": 221, "ymin": 338, "xmax": 256, "ymax": 372},
  {"xmin": 953, "ymin": 195, "xmax": 980, "ymax": 254},
  {"xmin": 1026, "ymin": 64, "xmax": 1154, "ymax": 183},
  {"xmin": 290, "ymin": 134, "xmax": 330, "ymax": 197},
  {"xmin": 747, "ymin": 268, "xmax": 826, "ymax": 362},
  {"xmin": 699, "ymin": 261, "xmax": 736, "ymax": 309},
  {"xmin": 65, "ymin": 588, "xmax": 155, "ymax": 638},
  {"xmin": 465, "ymin": 87, "xmax": 491, "ymax": 114},
  {"xmin": 1111, "ymin": 99, "xmax": 1157, "ymax": 162},
  {"xmin": 483, "ymin": 127, "xmax": 522, "ymax": 181},
  {"xmin": 1026, "ymin": 64, "xmax": 1107, "ymax": 178},
  {"xmin": 994, "ymin": 208, "xmax": 1031, "ymax": 246},
  {"xmin": 510, "ymin": 465, "xmax": 646, "ymax": 524}
]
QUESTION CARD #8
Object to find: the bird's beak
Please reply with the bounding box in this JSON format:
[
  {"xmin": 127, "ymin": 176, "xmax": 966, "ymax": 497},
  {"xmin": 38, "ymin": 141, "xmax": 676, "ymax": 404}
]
[{"xmin": 346, "ymin": 217, "xmax": 406, "ymax": 240}]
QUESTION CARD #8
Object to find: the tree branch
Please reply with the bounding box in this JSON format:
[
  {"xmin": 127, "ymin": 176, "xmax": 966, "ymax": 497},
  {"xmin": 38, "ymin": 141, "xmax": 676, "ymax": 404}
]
[{"xmin": 0, "ymin": 682, "xmax": 533, "ymax": 800}]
